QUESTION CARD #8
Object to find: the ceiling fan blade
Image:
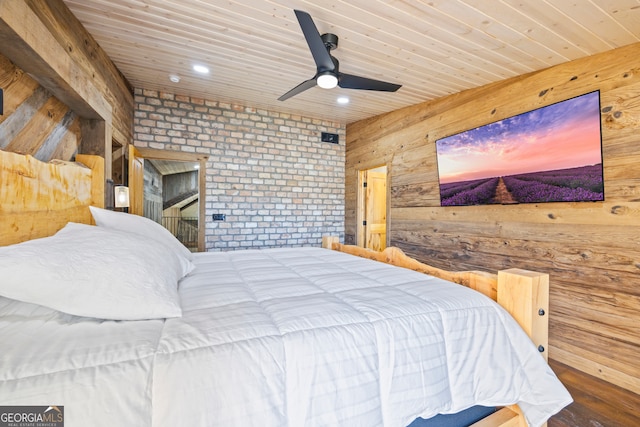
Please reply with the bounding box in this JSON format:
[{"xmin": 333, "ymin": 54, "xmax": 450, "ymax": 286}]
[
  {"xmin": 294, "ymin": 10, "xmax": 335, "ymax": 72},
  {"xmin": 338, "ymin": 73, "xmax": 402, "ymax": 92},
  {"xmin": 278, "ymin": 78, "xmax": 317, "ymax": 101}
]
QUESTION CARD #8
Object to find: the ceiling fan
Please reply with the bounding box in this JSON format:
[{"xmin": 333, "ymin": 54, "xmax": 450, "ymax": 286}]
[{"xmin": 278, "ymin": 10, "xmax": 402, "ymax": 101}]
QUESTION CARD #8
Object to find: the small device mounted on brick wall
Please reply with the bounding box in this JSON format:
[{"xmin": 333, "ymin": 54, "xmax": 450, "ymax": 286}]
[{"xmin": 321, "ymin": 132, "xmax": 339, "ymax": 144}]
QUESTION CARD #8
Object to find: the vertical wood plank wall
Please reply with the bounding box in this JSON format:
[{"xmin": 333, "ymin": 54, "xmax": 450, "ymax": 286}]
[{"xmin": 346, "ymin": 42, "xmax": 640, "ymax": 394}]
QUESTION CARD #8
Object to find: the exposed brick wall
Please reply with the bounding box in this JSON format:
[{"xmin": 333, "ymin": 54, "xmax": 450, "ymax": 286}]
[{"xmin": 133, "ymin": 88, "xmax": 345, "ymax": 251}]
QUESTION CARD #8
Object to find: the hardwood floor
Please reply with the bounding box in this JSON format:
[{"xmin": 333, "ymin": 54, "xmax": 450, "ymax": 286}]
[{"xmin": 548, "ymin": 359, "xmax": 640, "ymax": 427}]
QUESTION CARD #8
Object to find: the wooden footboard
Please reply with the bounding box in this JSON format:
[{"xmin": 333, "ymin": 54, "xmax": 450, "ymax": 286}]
[{"xmin": 321, "ymin": 236, "xmax": 550, "ymax": 427}]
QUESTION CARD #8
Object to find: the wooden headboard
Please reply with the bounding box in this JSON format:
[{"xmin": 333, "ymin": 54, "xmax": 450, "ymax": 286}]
[{"xmin": 0, "ymin": 150, "xmax": 104, "ymax": 246}]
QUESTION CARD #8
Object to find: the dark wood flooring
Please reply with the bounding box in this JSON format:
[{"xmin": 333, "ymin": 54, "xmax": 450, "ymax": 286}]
[{"xmin": 548, "ymin": 359, "xmax": 640, "ymax": 427}]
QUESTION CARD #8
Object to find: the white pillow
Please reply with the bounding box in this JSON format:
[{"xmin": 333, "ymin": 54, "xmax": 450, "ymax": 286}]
[
  {"xmin": 89, "ymin": 206, "xmax": 194, "ymax": 260},
  {"xmin": 0, "ymin": 222, "xmax": 194, "ymax": 320}
]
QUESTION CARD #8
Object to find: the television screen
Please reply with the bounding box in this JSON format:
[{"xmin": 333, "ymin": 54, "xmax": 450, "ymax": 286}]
[{"xmin": 435, "ymin": 90, "xmax": 604, "ymax": 206}]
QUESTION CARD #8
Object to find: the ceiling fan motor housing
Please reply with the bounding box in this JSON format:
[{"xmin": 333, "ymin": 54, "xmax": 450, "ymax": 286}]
[{"xmin": 321, "ymin": 33, "xmax": 339, "ymax": 51}]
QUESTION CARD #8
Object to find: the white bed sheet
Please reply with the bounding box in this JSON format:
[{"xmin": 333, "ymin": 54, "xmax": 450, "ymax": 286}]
[
  {"xmin": 0, "ymin": 297, "xmax": 161, "ymax": 426},
  {"xmin": 0, "ymin": 247, "xmax": 572, "ymax": 427}
]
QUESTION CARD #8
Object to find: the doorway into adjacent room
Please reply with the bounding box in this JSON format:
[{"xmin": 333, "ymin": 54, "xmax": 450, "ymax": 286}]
[
  {"xmin": 357, "ymin": 165, "xmax": 388, "ymax": 251},
  {"xmin": 128, "ymin": 146, "xmax": 208, "ymax": 252}
]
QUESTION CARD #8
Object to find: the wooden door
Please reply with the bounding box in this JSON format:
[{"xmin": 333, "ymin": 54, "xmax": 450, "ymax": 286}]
[
  {"xmin": 364, "ymin": 170, "xmax": 387, "ymax": 251},
  {"xmin": 128, "ymin": 145, "xmax": 144, "ymax": 215}
]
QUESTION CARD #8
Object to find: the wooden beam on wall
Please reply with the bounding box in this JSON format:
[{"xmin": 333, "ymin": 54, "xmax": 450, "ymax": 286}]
[
  {"xmin": 0, "ymin": 0, "xmax": 111, "ymax": 121},
  {"xmin": 26, "ymin": 0, "xmax": 134, "ymax": 148},
  {"xmin": 0, "ymin": 0, "xmax": 113, "ymax": 183}
]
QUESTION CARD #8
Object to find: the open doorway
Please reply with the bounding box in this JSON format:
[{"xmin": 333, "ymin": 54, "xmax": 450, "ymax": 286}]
[
  {"xmin": 357, "ymin": 165, "xmax": 388, "ymax": 251},
  {"xmin": 128, "ymin": 146, "xmax": 208, "ymax": 252},
  {"xmin": 146, "ymin": 159, "xmax": 200, "ymax": 251}
]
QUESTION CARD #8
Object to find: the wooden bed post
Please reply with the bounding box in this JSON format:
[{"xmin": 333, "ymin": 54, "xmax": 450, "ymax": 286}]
[
  {"xmin": 76, "ymin": 154, "xmax": 105, "ymax": 209},
  {"xmin": 497, "ymin": 269, "xmax": 550, "ymax": 362},
  {"xmin": 322, "ymin": 235, "xmax": 340, "ymax": 249}
]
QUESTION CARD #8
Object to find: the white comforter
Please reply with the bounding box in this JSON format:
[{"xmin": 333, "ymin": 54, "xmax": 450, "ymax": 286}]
[{"xmin": 0, "ymin": 247, "xmax": 571, "ymax": 427}]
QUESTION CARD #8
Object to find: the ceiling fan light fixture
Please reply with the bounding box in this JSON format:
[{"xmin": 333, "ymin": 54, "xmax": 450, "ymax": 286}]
[{"xmin": 317, "ymin": 72, "xmax": 338, "ymax": 89}]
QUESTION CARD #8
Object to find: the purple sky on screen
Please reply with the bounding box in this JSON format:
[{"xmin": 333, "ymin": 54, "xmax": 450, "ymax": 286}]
[{"xmin": 436, "ymin": 91, "xmax": 602, "ymax": 184}]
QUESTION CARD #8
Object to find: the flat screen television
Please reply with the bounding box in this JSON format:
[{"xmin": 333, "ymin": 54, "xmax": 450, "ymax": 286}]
[{"xmin": 435, "ymin": 90, "xmax": 604, "ymax": 206}]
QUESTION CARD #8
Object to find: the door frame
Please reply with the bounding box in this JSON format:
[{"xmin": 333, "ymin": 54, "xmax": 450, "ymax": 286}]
[
  {"xmin": 356, "ymin": 164, "xmax": 389, "ymax": 249},
  {"xmin": 128, "ymin": 146, "xmax": 208, "ymax": 252}
]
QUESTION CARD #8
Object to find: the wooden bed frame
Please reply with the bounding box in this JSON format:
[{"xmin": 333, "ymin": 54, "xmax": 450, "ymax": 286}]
[{"xmin": 0, "ymin": 150, "xmax": 550, "ymax": 427}]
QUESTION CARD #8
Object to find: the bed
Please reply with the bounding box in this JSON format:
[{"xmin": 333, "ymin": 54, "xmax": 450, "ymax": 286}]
[{"xmin": 0, "ymin": 150, "xmax": 571, "ymax": 427}]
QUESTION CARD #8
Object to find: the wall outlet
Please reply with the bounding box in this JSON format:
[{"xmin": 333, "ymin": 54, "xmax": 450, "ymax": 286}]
[{"xmin": 212, "ymin": 213, "xmax": 226, "ymax": 221}]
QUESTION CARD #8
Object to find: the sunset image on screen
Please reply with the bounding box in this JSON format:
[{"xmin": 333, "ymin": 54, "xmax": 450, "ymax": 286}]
[{"xmin": 435, "ymin": 91, "xmax": 604, "ymax": 206}]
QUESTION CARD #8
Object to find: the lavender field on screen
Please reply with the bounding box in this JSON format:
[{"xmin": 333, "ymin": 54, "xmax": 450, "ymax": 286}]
[
  {"xmin": 440, "ymin": 177, "xmax": 499, "ymax": 206},
  {"xmin": 502, "ymin": 164, "xmax": 603, "ymax": 203},
  {"xmin": 440, "ymin": 164, "xmax": 603, "ymax": 206}
]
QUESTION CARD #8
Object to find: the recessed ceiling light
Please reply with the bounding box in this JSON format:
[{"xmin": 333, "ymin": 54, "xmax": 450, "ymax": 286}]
[
  {"xmin": 169, "ymin": 74, "xmax": 181, "ymax": 83},
  {"xmin": 337, "ymin": 96, "xmax": 350, "ymax": 104},
  {"xmin": 193, "ymin": 64, "xmax": 210, "ymax": 74}
]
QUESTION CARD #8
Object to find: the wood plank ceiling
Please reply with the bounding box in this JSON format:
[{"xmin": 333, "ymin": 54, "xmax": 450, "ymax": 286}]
[{"xmin": 62, "ymin": 0, "xmax": 640, "ymax": 124}]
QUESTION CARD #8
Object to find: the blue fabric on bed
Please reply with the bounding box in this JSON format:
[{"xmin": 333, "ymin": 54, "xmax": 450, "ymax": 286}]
[{"xmin": 407, "ymin": 406, "xmax": 497, "ymax": 427}]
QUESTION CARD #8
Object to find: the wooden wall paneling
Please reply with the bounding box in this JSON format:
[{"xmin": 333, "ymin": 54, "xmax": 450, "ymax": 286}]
[
  {"xmin": 0, "ymin": 54, "xmax": 82, "ymax": 162},
  {"xmin": 552, "ymin": 324, "xmax": 640, "ymax": 392},
  {"xmin": 26, "ymin": 0, "xmax": 134, "ymax": 146},
  {"xmin": 0, "ymin": 0, "xmax": 110, "ymax": 120},
  {"xmin": 345, "ymin": 42, "xmax": 640, "ymax": 393},
  {"xmin": 390, "ymin": 144, "xmax": 440, "ymax": 207},
  {"xmin": 0, "ymin": 85, "xmax": 51, "ymax": 151},
  {"xmin": 551, "ymin": 289, "xmax": 639, "ymax": 348},
  {"xmin": 33, "ymin": 110, "xmax": 78, "ymax": 161},
  {"xmin": 4, "ymin": 96, "xmax": 68, "ymax": 154},
  {"xmin": 422, "ymin": 44, "xmax": 639, "ymax": 147},
  {"xmin": 79, "ymin": 118, "xmax": 112, "ymax": 163},
  {"xmin": 0, "ymin": 0, "xmax": 124, "ymax": 188},
  {"xmin": 551, "ymin": 342, "xmax": 640, "ymax": 395},
  {"xmin": 0, "ymin": 54, "xmax": 40, "ymax": 124},
  {"xmin": 49, "ymin": 114, "xmax": 82, "ymax": 160},
  {"xmin": 392, "ymin": 201, "xmax": 640, "ymax": 227}
]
